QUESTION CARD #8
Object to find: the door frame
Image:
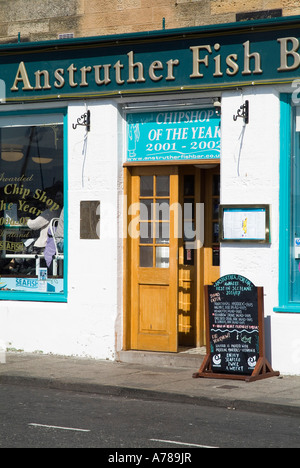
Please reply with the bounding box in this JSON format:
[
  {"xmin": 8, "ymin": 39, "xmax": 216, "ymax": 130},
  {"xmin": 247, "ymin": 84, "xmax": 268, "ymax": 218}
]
[
  {"xmin": 123, "ymin": 162, "xmax": 220, "ymax": 352},
  {"xmin": 178, "ymin": 165, "xmax": 203, "ymax": 348}
]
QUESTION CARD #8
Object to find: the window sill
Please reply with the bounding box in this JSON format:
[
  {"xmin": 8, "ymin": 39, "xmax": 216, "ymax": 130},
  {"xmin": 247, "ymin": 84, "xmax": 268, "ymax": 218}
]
[
  {"xmin": 274, "ymin": 306, "xmax": 300, "ymax": 313},
  {"xmin": 0, "ymin": 291, "xmax": 67, "ymax": 303}
]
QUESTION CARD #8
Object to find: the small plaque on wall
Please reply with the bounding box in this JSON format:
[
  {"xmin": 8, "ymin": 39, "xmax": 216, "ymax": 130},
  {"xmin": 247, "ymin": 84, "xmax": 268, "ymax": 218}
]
[{"xmin": 80, "ymin": 201, "xmax": 100, "ymax": 239}]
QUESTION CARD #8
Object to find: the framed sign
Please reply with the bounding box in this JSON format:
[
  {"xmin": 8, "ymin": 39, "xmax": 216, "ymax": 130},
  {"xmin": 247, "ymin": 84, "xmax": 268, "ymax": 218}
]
[
  {"xmin": 193, "ymin": 274, "xmax": 279, "ymax": 382},
  {"xmin": 219, "ymin": 205, "xmax": 270, "ymax": 243},
  {"xmin": 126, "ymin": 108, "xmax": 220, "ymax": 163}
]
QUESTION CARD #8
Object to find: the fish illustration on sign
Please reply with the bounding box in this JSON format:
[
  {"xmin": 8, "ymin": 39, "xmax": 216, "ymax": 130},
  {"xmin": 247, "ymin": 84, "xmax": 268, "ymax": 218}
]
[{"xmin": 241, "ymin": 335, "xmax": 252, "ymax": 344}]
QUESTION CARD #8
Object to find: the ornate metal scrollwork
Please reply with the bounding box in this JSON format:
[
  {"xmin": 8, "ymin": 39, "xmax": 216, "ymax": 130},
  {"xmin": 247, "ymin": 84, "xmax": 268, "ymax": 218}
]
[
  {"xmin": 233, "ymin": 100, "xmax": 249, "ymax": 124},
  {"xmin": 72, "ymin": 110, "xmax": 91, "ymax": 131}
]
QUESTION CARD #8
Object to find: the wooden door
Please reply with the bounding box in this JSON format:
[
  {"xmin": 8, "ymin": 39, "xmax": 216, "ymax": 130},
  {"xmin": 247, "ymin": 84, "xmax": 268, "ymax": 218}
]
[{"xmin": 130, "ymin": 166, "xmax": 179, "ymax": 352}]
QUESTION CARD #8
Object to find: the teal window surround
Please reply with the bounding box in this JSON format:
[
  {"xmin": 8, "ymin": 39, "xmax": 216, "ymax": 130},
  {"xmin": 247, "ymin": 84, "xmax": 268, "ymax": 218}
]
[
  {"xmin": 274, "ymin": 94, "xmax": 300, "ymax": 313},
  {"xmin": 0, "ymin": 107, "xmax": 68, "ymax": 303}
]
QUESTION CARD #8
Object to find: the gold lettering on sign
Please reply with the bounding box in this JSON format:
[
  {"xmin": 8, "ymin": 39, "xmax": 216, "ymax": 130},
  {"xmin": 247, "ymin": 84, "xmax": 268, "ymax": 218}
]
[
  {"xmin": 94, "ymin": 64, "xmax": 112, "ymax": 85},
  {"xmin": 213, "ymin": 43, "xmax": 223, "ymax": 77},
  {"xmin": 190, "ymin": 45, "xmax": 212, "ymax": 78},
  {"xmin": 54, "ymin": 68, "xmax": 65, "ymax": 88},
  {"xmin": 226, "ymin": 54, "xmax": 239, "ymax": 76},
  {"xmin": 80, "ymin": 66, "xmax": 92, "ymax": 87},
  {"xmin": 114, "ymin": 60, "xmax": 125, "ymax": 85},
  {"xmin": 127, "ymin": 51, "xmax": 146, "ymax": 84},
  {"xmin": 149, "ymin": 61, "xmax": 164, "ymax": 82},
  {"xmin": 67, "ymin": 63, "xmax": 78, "ymax": 87},
  {"xmin": 166, "ymin": 59, "xmax": 180, "ymax": 81},
  {"xmin": 278, "ymin": 37, "xmax": 300, "ymax": 71},
  {"xmin": 190, "ymin": 42, "xmax": 263, "ymax": 78},
  {"xmin": 242, "ymin": 41, "xmax": 263, "ymax": 75},
  {"xmin": 10, "ymin": 36, "xmax": 300, "ymax": 96},
  {"xmin": 10, "ymin": 61, "xmax": 33, "ymax": 91},
  {"xmin": 34, "ymin": 70, "xmax": 51, "ymax": 90}
]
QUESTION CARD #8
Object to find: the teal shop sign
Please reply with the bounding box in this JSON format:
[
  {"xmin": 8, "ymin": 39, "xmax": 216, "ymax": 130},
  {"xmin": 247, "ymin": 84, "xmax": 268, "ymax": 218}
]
[
  {"xmin": 2, "ymin": 16, "xmax": 300, "ymax": 102},
  {"xmin": 127, "ymin": 108, "xmax": 220, "ymax": 162}
]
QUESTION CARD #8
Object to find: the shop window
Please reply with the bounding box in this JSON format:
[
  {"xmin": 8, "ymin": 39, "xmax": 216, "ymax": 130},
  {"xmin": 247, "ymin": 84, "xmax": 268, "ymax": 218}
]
[
  {"xmin": 0, "ymin": 111, "xmax": 66, "ymax": 301},
  {"xmin": 276, "ymin": 96, "xmax": 300, "ymax": 312},
  {"xmin": 290, "ymin": 108, "xmax": 300, "ymax": 303}
]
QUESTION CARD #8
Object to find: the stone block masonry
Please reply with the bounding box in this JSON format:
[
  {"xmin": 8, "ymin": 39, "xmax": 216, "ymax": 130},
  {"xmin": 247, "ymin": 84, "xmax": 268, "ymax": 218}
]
[{"xmin": 0, "ymin": 1, "xmax": 297, "ymax": 43}]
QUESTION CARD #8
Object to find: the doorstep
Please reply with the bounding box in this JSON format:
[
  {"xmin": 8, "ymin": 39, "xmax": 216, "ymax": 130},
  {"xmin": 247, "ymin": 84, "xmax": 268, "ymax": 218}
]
[{"xmin": 117, "ymin": 347, "xmax": 206, "ymax": 369}]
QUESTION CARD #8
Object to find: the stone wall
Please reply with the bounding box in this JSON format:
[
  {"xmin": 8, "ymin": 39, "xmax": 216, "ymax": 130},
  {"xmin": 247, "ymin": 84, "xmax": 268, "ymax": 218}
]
[{"xmin": 0, "ymin": 0, "xmax": 298, "ymax": 43}]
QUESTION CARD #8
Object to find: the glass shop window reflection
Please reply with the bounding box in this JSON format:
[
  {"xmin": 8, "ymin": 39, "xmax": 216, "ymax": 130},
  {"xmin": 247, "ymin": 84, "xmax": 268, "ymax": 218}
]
[{"xmin": 0, "ymin": 122, "xmax": 64, "ymax": 295}]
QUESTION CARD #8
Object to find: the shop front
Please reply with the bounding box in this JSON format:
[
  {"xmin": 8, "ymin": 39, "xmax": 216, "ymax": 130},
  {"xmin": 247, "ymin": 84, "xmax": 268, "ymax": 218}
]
[
  {"xmin": 123, "ymin": 107, "xmax": 220, "ymax": 352},
  {"xmin": 0, "ymin": 110, "xmax": 66, "ymax": 299},
  {"xmin": 1, "ymin": 16, "xmax": 300, "ymax": 374}
]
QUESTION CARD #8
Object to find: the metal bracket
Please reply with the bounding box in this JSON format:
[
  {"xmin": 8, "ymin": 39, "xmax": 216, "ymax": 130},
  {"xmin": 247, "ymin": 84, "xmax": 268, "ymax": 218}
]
[
  {"xmin": 233, "ymin": 100, "xmax": 249, "ymax": 124},
  {"xmin": 72, "ymin": 110, "xmax": 91, "ymax": 131}
]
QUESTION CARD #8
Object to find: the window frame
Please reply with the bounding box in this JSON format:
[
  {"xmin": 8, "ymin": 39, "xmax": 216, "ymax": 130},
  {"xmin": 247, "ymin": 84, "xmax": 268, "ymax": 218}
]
[
  {"xmin": 275, "ymin": 94, "xmax": 300, "ymax": 313},
  {"xmin": 0, "ymin": 107, "xmax": 68, "ymax": 303}
]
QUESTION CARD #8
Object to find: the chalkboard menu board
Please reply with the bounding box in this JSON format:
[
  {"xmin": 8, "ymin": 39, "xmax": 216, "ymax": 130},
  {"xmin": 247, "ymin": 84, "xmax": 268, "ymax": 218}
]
[
  {"xmin": 208, "ymin": 275, "xmax": 259, "ymax": 375},
  {"xmin": 193, "ymin": 274, "xmax": 280, "ymax": 382}
]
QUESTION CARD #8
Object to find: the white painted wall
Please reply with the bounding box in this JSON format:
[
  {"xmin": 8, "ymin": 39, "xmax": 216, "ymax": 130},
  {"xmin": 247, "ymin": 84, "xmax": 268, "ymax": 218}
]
[
  {"xmin": 0, "ymin": 100, "xmax": 123, "ymax": 360},
  {"xmin": 220, "ymin": 87, "xmax": 280, "ymax": 309},
  {"xmin": 220, "ymin": 86, "xmax": 300, "ymax": 375}
]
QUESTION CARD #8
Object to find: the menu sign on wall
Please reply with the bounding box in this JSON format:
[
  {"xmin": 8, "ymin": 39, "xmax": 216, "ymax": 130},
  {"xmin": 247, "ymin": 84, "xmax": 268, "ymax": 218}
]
[
  {"xmin": 219, "ymin": 205, "xmax": 270, "ymax": 243},
  {"xmin": 193, "ymin": 274, "xmax": 280, "ymax": 382}
]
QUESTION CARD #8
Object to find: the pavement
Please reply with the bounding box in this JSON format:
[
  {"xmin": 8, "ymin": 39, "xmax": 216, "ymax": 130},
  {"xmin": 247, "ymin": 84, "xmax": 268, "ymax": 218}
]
[{"xmin": 0, "ymin": 351, "xmax": 300, "ymax": 417}]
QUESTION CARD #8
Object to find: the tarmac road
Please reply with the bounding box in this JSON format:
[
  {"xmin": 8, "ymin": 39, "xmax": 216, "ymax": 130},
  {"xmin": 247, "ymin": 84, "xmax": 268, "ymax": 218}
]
[{"xmin": 0, "ymin": 383, "xmax": 300, "ymax": 449}]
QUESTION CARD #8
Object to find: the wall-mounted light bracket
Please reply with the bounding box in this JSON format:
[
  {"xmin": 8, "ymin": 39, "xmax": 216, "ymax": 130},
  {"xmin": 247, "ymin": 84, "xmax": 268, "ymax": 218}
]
[
  {"xmin": 233, "ymin": 100, "xmax": 249, "ymax": 124},
  {"xmin": 213, "ymin": 98, "xmax": 221, "ymax": 116},
  {"xmin": 72, "ymin": 110, "xmax": 90, "ymax": 131}
]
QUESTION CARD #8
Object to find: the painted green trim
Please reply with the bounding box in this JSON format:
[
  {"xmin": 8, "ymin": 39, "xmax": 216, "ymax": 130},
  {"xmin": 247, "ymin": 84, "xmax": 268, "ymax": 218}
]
[
  {"xmin": 274, "ymin": 306, "xmax": 300, "ymax": 313},
  {"xmin": 278, "ymin": 93, "xmax": 291, "ymax": 309},
  {"xmin": 274, "ymin": 93, "xmax": 300, "ymax": 313},
  {"xmin": 62, "ymin": 111, "xmax": 68, "ymax": 301},
  {"xmin": 0, "ymin": 291, "xmax": 66, "ymax": 303}
]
